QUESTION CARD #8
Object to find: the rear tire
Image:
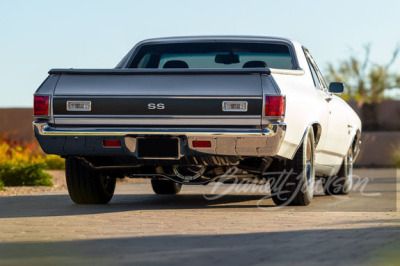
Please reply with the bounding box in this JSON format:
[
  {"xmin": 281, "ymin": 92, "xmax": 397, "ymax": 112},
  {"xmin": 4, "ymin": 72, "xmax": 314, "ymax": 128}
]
[
  {"xmin": 271, "ymin": 127, "xmax": 315, "ymax": 206},
  {"xmin": 323, "ymin": 146, "xmax": 353, "ymax": 195},
  {"xmin": 66, "ymin": 157, "xmax": 116, "ymax": 204},
  {"xmin": 151, "ymin": 178, "xmax": 182, "ymax": 194}
]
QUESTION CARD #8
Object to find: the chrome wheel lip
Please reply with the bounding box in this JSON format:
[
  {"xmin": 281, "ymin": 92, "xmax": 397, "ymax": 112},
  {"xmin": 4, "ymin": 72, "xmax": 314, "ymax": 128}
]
[
  {"xmin": 305, "ymin": 161, "xmax": 315, "ymax": 198},
  {"xmin": 347, "ymin": 156, "xmax": 353, "ymax": 176},
  {"xmin": 304, "ymin": 133, "xmax": 315, "ymax": 198},
  {"xmin": 345, "ymin": 154, "xmax": 353, "ymax": 191},
  {"xmin": 306, "ymin": 162, "xmax": 312, "ymax": 186}
]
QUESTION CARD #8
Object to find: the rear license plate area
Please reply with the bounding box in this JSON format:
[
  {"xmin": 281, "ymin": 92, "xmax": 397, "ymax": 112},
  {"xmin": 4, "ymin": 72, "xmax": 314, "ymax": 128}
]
[{"xmin": 137, "ymin": 137, "xmax": 179, "ymax": 159}]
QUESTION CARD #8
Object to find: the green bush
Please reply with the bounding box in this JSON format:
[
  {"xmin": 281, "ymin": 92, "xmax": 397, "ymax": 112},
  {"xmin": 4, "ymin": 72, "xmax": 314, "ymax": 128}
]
[
  {"xmin": 0, "ymin": 161, "xmax": 52, "ymax": 187},
  {"xmin": 0, "ymin": 139, "xmax": 53, "ymax": 187}
]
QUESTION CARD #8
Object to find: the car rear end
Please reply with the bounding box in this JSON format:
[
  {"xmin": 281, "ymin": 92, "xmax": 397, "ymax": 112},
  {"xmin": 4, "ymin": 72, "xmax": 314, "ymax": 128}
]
[
  {"xmin": 34, "ymin": 69, "xmax": 286, "ymax": 163},
  {"xmin": 33, "ymin": 37, "xmax": 291, "ymax": 187}
]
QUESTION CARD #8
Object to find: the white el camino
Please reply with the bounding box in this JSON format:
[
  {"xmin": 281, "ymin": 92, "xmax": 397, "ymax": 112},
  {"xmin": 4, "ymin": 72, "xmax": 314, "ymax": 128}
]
[{"xmin": 33, "ymin": 36, "xmax": 362, "ymax": 206}]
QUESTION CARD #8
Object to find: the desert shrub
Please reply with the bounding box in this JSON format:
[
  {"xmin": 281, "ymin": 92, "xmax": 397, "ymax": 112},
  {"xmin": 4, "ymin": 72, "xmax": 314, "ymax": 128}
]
[
  {"xmin": 43, "ymin": 155, "xmax": 65, "ymax": 170},
  {"xmin": 0, "ymin": 161, "xmax": 52, "ymax": 186},
  {"xmin": 0, "ymin": 136, "xmax": 53, "ymax": 187}
]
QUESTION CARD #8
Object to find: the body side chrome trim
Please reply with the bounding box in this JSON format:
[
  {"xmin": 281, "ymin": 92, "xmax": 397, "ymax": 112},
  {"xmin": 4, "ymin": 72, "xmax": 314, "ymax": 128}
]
[{"xmin": 53, "ymin": 117, "xmax": 261, "ymax": 126}]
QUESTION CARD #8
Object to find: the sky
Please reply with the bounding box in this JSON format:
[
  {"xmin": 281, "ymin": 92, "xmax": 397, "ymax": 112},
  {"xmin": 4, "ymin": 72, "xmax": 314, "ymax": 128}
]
[{"xmin": 0, "ymin": 0, "xmax": 399, "ymax": 107}]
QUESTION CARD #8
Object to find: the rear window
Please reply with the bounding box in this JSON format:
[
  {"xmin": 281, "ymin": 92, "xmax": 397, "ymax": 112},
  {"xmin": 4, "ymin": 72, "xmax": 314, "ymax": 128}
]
[{"xmin": 129, "ymin": 42, "xmax": 293, "ymax": 69}]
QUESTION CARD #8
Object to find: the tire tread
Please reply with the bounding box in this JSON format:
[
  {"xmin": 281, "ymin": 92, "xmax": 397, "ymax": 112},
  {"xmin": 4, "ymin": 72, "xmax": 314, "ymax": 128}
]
[
  {"xmin": 66, "ymin": 157, "xmax": 116, "ymax": 204},
  {"xmin": 271, "ymin": 127, "xmax": 315, "ymax": 206},
  {"xmin": 151, "ymin": 179, "xmax": 182, "ymax": 195}
]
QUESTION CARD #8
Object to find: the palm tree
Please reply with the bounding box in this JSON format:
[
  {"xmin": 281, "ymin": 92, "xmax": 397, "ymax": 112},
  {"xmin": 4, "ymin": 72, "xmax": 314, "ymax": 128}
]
[
  {"xmin": 327, "ymin": 44, "xmax": 400, "ymax": 103},
  {"xmin": 326, "ymin": 45, "xmax": 400, "ymax": 130}
]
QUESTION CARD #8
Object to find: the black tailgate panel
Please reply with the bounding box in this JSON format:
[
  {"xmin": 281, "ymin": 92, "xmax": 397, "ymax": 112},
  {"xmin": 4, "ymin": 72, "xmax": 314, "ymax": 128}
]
[{"xmin": 53, "ymin": 97, "xmax": 261, "ymax": 115}]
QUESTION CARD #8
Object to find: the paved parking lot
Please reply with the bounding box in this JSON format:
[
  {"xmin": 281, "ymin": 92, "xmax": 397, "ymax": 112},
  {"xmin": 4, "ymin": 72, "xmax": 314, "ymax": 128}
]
[{"xmin": 0, "ymin": 169, "xmax": 399, "ymax": 265}]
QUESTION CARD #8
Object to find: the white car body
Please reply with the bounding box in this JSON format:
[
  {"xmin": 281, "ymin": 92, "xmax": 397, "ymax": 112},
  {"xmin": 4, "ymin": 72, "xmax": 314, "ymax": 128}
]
[{"xmin": 274, "ymin": 40, "xmax": 361, "ymax": 176}]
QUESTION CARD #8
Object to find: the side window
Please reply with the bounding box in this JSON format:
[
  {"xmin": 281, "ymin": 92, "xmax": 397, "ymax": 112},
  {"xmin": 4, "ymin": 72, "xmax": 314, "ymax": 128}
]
[
  {"xmin": 313, "ymin": 62, "xmax": 328, "ymax": 90},
  {"xmin": 303, "ymin": 48, "xmax": 328, "ymax": 91},
  {"xmin": 308, "ymin": 61, "xmax": 322, "ymax": 90}
]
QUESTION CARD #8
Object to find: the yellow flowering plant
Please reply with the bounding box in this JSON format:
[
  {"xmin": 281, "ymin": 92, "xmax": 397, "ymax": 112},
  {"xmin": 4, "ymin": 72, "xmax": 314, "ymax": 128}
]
[{"xmin": 0, "ymin": 134, "xmax": 64, "ymax": 188}]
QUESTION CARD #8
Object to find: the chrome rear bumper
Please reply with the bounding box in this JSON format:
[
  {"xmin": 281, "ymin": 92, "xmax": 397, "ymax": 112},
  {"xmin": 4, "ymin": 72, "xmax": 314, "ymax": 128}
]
[{"xmin": 33, "ymin": 122, "xmax": 286, "ymax": 157}]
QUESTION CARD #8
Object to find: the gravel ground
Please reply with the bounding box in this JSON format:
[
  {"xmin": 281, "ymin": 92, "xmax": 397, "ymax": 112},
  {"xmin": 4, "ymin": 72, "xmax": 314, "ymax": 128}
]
[
  {"xmin": 0, "ymin": 170, "xmax": 144, "ymax": 197},
  {"xmin": 0, "ymin": 171, "xmax": 67, "ymax": 197}
]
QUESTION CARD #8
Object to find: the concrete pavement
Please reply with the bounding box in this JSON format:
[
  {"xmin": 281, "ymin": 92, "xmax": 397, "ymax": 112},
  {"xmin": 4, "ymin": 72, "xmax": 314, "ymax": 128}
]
[{"xmin": 0, "ymin": 168, "xmax": 399, "ymax": 265}]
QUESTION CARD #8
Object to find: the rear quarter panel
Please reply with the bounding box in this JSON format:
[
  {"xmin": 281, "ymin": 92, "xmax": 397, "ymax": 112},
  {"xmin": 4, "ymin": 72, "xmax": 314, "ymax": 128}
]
[{"xmin": 273, "ymin": 72, "xmax": 329, "ymax": 160}]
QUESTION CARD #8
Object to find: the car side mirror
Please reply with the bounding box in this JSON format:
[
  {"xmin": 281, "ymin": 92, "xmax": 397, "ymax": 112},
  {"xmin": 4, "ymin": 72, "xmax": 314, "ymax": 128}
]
[{"xmin": 328, "ymin": 82, "xmax": 344, "ymax": 94}]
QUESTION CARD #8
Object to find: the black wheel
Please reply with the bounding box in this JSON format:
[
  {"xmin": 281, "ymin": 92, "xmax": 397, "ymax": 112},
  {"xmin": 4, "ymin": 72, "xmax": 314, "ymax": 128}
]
[
  {"xmin": 323, "ymin": 146, "xmax": 353, "ymax": 195},
  {"xmin": 66, "ymin": 157, "xmax": 116, "ymax": 204},
  {"xmin": 151, "ymin": 178, "xmax": 182, "ymax": 194},
  {"xmin": 271, "ymin": 127, "xmax": 315, "ymax": 206}
]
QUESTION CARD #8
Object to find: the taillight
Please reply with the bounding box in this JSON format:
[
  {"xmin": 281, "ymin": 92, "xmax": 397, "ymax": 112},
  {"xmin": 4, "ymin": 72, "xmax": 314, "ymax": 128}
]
[
  {"xmin": 265, "ymin": 95, "xmax": 285, "ymax": 117},
  {"xmin": 34, "ymin": 96, "xmax": 50, "ymax": 116},
  {"xmin": 103, "ymin": 140, "xmax": 121, "ymax": 148},
  {"xmin": 192, "ymin": 140, "xmax": 211, "ymax": 148}
]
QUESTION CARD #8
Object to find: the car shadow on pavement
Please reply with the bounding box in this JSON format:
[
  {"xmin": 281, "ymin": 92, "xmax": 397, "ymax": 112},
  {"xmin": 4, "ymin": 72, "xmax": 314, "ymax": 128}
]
[
  {"xmin": 0, "ymin": 226, "xmax": 399, "ymax": 266},
  {"xmin": 0, "ymin": 193, "xmax": 278, "ymax": 218},
  {"xmin": 1, "ymin": 183, "xmax": 397, "ymax": 218}
]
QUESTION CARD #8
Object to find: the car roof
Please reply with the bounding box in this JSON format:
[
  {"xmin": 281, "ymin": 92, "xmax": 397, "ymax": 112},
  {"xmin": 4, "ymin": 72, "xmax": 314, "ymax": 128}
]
[{"xmin": 136, "ymin": 35, "xmax": 296, "ymax": 45}]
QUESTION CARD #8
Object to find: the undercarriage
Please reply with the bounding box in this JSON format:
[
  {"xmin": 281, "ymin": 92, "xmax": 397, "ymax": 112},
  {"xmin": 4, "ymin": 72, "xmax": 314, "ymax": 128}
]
[{"xmin": 73, "ymin": 155, "xmax": 275, "ymax": 185}]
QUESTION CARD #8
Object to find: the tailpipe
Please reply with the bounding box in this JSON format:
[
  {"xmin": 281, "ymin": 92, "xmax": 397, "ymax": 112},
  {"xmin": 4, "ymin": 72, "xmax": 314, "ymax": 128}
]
[{"xmin": 172, "ymin": 165, "xmax": 207, "ymax": 181}]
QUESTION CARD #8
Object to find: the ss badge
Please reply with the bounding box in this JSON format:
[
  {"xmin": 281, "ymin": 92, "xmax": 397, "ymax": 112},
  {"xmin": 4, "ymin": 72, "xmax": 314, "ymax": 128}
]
[{"xmin": 148, "ymin": 103, "xmax": 165, "ymax": 110}]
